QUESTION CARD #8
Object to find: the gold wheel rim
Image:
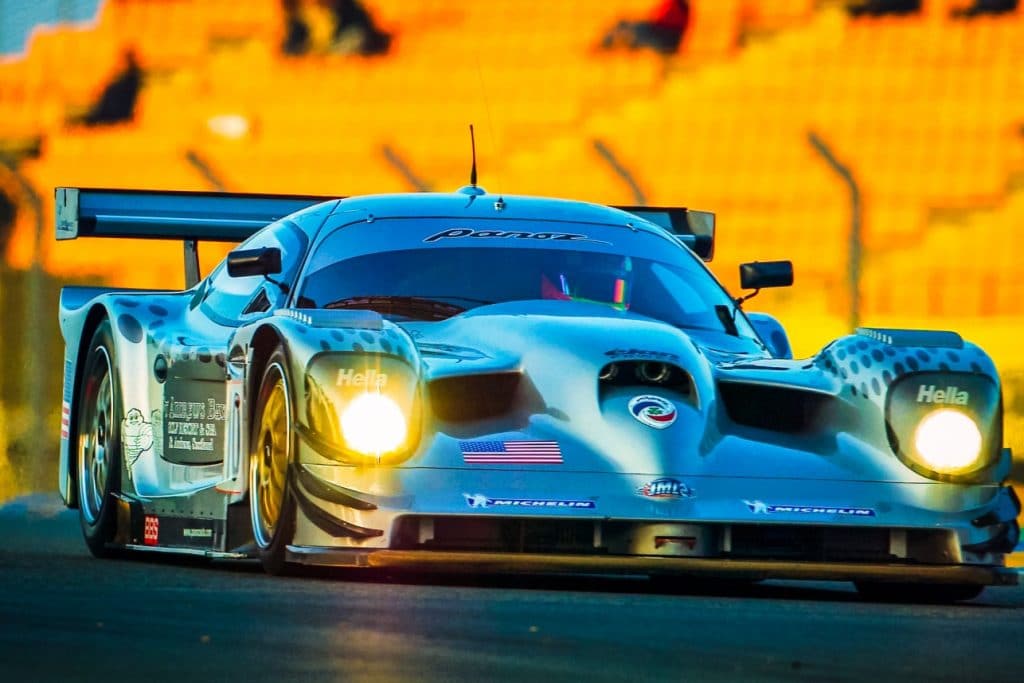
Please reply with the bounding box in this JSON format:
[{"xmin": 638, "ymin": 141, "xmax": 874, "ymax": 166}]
[{"xmin": 252, "ymin": 369, "xmax": 290, "ymax": 547}]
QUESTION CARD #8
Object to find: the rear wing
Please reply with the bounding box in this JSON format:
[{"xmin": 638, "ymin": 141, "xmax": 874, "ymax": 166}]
[
  {"xmin": 614, "ymin": 206, "xmax": 715, "ymax": 261},
  {"xmin": 55, "ymin": 187, "xmax": 332, "ymax": 286},
  {"xmin": 54, "ymin": 188, "xmax": 717, "ymax": 289}
]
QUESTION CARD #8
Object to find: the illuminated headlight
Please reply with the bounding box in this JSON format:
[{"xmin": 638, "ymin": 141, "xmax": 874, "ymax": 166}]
[
  {"xmin": 305, "ymin": 353, "xmax": 420, "ymax": 463},
  {"xmin": 912, "ymin": 409, "xmax": 982, "ymax": 473},
  {"xmin": 340, "ymin": 392, "xmax": 408, "ymax": 457},
  {"xmin": 886, "ymin": 371, "xmax": 1000, "ymax": 481}
]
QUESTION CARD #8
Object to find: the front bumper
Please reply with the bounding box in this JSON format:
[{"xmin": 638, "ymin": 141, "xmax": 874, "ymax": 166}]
[
  {"xmin": 284, "ymin": 546, "xmax": 1019, "ymax": 586},
  {"xmin": 291, "ymin": 463, "xmax": 1021, "ymax": 562}
]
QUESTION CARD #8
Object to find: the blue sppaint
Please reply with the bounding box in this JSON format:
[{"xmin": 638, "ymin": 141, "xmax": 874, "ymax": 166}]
[{"xmin": 0, "ymin": 0, "xmax": 101, "ymax": 56}]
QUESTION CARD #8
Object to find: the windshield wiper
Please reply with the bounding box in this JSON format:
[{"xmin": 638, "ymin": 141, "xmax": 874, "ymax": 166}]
[
  {"xmin": 713, "ymin": 304, "xmax": 740, "ymax": 336},
  {"xmin": 323, "ymin": 295, "xmax": 469, "ymax": 321}
]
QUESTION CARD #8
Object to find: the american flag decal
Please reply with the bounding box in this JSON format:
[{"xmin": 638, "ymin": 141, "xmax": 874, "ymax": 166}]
[
  {"xmin": 460, "ymin": 440, "xmax": 563, "ymax": 464},
  {"xmin": 61, "ymin": 402, "xmax": 71, "ymax": 440},
  {"xmin": 61, "ymin": 359, "xmax": 73, "ymax": 441}
]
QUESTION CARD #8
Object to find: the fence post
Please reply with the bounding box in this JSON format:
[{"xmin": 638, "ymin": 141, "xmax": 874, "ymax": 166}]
[
  {"xmin": 808, "ymin": 131, "xmax": 862, "ymax": 331},
  {"xmin": 0, "ymin": 263, "xmax": 8, "ymax": 498},
  {"xmin": 1, "ymin": 157, "xmax": 46, "ymax": 490}
]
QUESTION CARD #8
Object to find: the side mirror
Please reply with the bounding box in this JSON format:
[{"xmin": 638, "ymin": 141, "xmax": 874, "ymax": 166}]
[
  {"xmin": 740, "ymin": 260, "xmax": 793, "ymax": 290},
  {"xmin": 227, "ymin": 247, "xmax": 282, "ymax": 278}
]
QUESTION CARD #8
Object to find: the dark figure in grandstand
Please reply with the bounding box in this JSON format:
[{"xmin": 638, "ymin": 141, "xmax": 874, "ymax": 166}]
[
  {"xmin": 322, "ymin": 0, "xmax": 392, "ymax": 56},
  {"xmin": 281, "ymin": 0, "xmax": 311, "ymax": 56},
  {"xmin": 951, "ymin": 0, "xmax": 1018, "ymax": 17},
  {"xmin": 83, "ymin": 49, "xmax": 142, "ymax": 126},
  {"xmin": 599, "ymin": 0, "xmax": 690, "ymax": 55},
  {"xmin": 847, "ymin": 0, "xmax": 921, "ymax": 16},
  {"xmin": 0, "ymin": 188, "xmax": 15, "ymax": 259}
]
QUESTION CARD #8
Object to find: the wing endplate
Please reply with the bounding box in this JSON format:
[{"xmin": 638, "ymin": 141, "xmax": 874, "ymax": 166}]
[{"xmin": 613, "ymin": 205, "xmax": 716, "ymax": 261}]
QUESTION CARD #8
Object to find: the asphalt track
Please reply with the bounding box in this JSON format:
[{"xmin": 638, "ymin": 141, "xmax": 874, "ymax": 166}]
[{"xmin": 1, "ymin": 495, "xmax": 1021, "ymax": 683}]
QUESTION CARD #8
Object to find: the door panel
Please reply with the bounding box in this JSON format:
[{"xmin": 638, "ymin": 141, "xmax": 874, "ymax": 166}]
[{"xmin": 162, "ymin": 358, "xmax": 230, "ymax": 465}]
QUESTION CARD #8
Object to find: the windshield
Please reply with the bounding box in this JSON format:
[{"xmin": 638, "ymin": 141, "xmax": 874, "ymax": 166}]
[{"xmin": 296, "ymin": 246, "xmax": 759, "ymax": 340}]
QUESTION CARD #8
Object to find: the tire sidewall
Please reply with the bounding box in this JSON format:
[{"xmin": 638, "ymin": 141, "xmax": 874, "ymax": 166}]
[
  {"xmin": 76, "ymin": 320, "xmax": 123, "ymax": 557},
  {"xmin": 250, "ymin": 347, "xmax": 297, "ymax": 575}
]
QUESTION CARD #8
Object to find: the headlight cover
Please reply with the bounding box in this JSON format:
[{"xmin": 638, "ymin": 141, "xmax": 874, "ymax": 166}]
[
  {"xmin": 340, "ymin": 392, "xmax": 408, "ymax": 456},
  {"xmin": 303, "ymin": 352, "xmax": 420, "ymax": 463},
  {"xmin": 913, "ymin": 409, "xmax": 982, "ymax": 473},
  {"xmin": 886, "ymin": 371, "xmax": 1001, "ymax": 481}
]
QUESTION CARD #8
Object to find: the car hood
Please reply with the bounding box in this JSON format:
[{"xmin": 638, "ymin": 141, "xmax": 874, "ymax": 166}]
[
  {"xmin": 398, "ymin": 300, "xmax": 867, "ymax": 477},
  {"xmin": 408, "ymin": 299, "xmax": 766, "ymax": 377},
  {"xmin": 283, "ymin": 300, "xmax": 1002, "ymax": 483}
]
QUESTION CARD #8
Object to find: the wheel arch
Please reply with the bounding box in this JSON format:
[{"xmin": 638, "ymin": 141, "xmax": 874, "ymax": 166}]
[
  {"xmin": 244, "ymin": 326, "xmax": 302, "ymax": 573},
  {"xmin": 64, "ymin": 304, "xmax": 115, "ymax": 509},
  {"xmin": 226, "ymin": 322, "xmax": 292, "ymax": 552},
  {"xmin": 247, "ymin": 324, "xmax": 291, "ymax": 429}
]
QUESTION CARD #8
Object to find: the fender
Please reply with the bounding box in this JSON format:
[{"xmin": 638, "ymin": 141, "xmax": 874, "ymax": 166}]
[{"xmin": 59, "ymin": 287, "xmax": 165, "ymax": 505}]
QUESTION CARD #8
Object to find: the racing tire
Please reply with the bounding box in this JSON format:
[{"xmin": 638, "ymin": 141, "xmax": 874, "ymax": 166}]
[
  {"xmin": 76, "ymin": 320, "xmax": 123, "ymax": 558},
  {"xmin": 249, "ymin": 347, "xmax": 298, "ymax": 576},
  {"xmin": 854, "ymin": 581, "xmax": 985, "ymax": 604}
]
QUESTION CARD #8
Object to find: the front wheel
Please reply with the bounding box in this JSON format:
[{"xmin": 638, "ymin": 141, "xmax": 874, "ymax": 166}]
[
  {"xmin": 854, "ymin": 581, "xmax": 985, "ymax": 603},
  {"xmin": 76, "ymin": 321, "xmax": 122, "ymax": 558},
  {"xmin": 249, "ymin": 348, "xmax": 297, "ymax": 575}
]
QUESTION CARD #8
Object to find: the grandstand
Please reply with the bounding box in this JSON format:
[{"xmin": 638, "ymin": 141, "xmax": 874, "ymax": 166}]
[
  {"xmin": 0, "ymin": 0, "xmax": 1021, "ymax": 343},
  {"xmin": 0, "ymin": 0, "xmax": 1022, "ymax": 499}
]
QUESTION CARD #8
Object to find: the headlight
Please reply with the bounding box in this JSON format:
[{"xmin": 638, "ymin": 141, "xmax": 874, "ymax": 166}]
[
  {"xmin": 912, "ymin": 409, "xmax": 982, "ymax": 473},
  {"xmin": 304, "ymin": 352, "xmax": 420, "ymax": 463},
  {"xmin": 340, "ymin": 392, "xmax": 407, "ymax": 457},
  {"xmin": 886, "ymin": 371, "xmax": 1000, "ymax": 481}
]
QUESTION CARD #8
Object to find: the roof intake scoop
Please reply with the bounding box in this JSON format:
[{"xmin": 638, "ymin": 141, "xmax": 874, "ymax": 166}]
[{"xmin": 856, "ymin": 327, "xmax": 963, "ymax": 349}]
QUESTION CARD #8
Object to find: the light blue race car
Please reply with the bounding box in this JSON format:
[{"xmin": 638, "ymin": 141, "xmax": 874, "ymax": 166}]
[{"xmin": 54, "ymin": 184, "xmax": 1019, "ymax": 601}]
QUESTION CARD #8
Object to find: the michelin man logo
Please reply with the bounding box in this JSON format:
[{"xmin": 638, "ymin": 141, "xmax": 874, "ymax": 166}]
[
  {"xmin": 464, "ymin": 493, "xmax": 491, "ymax": 508},
  {"xmin": 744, "ymin": 499, "xmax": 769, "ymax": 514},
  {"xmin": 122, "ymin": 408, "xmax": 154, "ymax": 473}
]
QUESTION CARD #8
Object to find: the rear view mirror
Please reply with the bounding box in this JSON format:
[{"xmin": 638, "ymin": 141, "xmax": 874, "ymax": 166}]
[
  {"xmin": 227, "ymin": 247, "xmax": 282, "ymax": 278},
  {"xmin": 740, "ymin": 261, "xmax": 793, "ymax": 290}
]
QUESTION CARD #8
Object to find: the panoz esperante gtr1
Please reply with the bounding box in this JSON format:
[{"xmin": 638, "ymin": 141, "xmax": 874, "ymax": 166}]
[{"xmin": 55, "ymin": 183, "xmax": 1019, "ymax": 601}]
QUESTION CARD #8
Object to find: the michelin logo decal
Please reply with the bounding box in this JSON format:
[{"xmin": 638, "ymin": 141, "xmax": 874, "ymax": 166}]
[
  {"xmin": 464, "ymin": 493, "xmax": 595, "ymax": 509},
  {"xmin": 743, "ymin": 500, "xmax": 875, "ymax": 517}
]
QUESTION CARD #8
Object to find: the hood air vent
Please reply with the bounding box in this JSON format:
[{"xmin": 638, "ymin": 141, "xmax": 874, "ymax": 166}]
[
  {"xmin": 718, "ymin": 381, "xmax": 831, "ymax": 433},
  {"xmin": 599, "ymin": 361, "xmax": 692, "ymax": 393},
  {"xmin": 428, "ymin": 372, "xmax": 524, "ymax": 422}
]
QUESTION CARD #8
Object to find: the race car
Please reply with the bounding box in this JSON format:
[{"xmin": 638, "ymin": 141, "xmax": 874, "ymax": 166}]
[{"xmin": 55, "ymin": 184, "xmax": 1019, "ymax": 601}]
